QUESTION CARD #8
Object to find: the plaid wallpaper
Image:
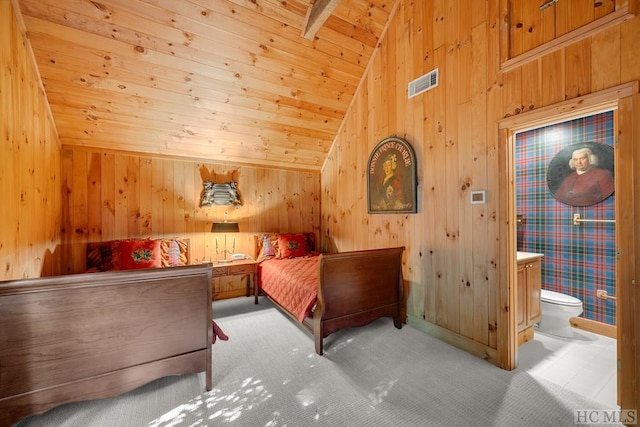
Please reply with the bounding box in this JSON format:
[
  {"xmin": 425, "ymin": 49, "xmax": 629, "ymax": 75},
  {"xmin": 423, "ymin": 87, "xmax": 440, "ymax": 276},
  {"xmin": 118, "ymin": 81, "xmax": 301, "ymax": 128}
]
[{"xmin": 515, "ymin": 111, "xmax": 616, "ymax": 326}]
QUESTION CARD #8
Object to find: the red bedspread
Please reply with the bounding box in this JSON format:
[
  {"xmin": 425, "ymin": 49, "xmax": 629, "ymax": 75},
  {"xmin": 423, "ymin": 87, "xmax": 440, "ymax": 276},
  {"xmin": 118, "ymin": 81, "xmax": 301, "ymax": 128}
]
[{"xmin": 258, "ymin": 256, "xmax": 320, "ymax": 322}]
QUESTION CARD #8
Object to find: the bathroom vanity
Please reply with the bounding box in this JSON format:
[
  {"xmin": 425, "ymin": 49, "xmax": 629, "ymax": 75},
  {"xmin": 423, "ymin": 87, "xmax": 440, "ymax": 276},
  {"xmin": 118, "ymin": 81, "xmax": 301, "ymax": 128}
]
[{"xmin": 516, "ymin": 252, "xmax": 543, "ymax": 345}]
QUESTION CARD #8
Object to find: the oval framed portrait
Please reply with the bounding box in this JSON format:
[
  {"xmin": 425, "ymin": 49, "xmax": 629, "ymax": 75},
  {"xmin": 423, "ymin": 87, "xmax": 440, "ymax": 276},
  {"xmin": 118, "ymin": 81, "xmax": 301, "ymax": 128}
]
[{"xmin": 546, "ymin": 141, "xmax": 615, "ymax": 207}]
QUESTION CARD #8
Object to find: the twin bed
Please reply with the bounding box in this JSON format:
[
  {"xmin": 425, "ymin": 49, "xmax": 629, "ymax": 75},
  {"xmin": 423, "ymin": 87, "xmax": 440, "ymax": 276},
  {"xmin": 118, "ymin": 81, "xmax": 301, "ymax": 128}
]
[
  {"xmin": 252, "ymin": 232, "xmax": 405, "ymax": 355},
  {"xmin": 0, "ymin": 233, "xmax": 405, "ymax": 425},
  {"xmin": 0, "ymin": 263, "xmax": 213, "ymax": 427}
]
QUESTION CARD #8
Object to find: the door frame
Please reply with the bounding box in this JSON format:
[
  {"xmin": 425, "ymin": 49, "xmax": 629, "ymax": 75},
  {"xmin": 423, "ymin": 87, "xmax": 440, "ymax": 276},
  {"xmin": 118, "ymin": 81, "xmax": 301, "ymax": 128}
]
[{"xmin": 497, "ymin": 82, "xmax": 638, "ymax": 413}]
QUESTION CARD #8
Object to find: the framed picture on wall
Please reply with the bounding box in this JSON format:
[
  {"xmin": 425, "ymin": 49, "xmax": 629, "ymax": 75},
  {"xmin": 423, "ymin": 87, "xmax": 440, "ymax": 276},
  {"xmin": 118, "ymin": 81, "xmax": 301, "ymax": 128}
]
[
  {"xmin": 367, "ymin": 136, "xmax": 417, "ymax": 214},
  {"xmin": 546, "ymin": 141, "xmax": 615, "ymax": 207}
]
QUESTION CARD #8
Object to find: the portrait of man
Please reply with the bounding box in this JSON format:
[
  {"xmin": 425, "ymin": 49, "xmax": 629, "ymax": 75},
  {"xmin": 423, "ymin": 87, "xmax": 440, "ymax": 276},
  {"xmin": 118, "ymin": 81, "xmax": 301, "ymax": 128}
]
[
  {"xmin": 547, "ymin": 142, "xmax": 615, "ymax": 207},
  {"xmin": 367, "ymin": 137, "xmax": 417, "ymax": 213}
]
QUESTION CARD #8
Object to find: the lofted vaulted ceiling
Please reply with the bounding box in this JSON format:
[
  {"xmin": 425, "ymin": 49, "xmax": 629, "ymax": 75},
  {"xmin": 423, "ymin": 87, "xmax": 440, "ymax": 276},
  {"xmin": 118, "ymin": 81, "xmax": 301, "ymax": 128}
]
[{"xmin": 17, "ymin": 0, "xmax": 397, "ymax": 172}]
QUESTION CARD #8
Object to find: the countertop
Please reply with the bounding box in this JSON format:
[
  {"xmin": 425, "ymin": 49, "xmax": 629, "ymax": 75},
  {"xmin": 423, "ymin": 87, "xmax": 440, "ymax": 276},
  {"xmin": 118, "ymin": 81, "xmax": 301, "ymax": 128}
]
[{"xmin": 517, "ymin": 251, "xmax": 544, "ymax": 262}]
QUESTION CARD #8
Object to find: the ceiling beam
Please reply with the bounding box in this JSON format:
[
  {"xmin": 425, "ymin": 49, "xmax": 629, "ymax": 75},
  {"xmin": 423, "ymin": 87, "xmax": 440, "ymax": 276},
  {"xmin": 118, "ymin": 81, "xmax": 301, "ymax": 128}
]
[{"xmin": 301, "ymin": 0, "xmax": 341, "ymax": 40}]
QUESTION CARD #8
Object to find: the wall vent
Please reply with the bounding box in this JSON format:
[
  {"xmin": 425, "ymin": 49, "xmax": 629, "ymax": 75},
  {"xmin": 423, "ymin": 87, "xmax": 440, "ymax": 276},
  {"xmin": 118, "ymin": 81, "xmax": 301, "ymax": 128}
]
[{"xmin": 408, "ymin": 68, "xmax": 439, "ymax": 98}]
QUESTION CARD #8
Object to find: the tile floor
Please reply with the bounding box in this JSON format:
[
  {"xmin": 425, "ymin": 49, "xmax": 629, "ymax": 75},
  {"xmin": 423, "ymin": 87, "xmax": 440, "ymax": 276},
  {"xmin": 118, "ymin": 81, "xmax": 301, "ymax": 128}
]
[{"xmin": 517, "ymin": 327, "xmax": 618, "ymax": 408}]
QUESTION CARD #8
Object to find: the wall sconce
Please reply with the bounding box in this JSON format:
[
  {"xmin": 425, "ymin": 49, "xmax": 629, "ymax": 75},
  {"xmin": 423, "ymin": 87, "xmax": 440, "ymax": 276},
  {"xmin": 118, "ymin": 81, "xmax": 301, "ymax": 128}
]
[{"xmin": 211, "ymin": 213, "xmax": 240, "ymax": 263}]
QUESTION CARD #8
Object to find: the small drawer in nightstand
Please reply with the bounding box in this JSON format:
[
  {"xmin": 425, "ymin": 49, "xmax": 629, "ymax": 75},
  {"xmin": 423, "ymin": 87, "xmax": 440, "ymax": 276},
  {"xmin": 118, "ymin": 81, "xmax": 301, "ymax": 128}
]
[
  {"xmin": 211, "ymin": 265, "xmax": 229, "ymax": 277},
  {"xmin": 227, "ymin": 263, "xmax": 255, "ymax": 275}
]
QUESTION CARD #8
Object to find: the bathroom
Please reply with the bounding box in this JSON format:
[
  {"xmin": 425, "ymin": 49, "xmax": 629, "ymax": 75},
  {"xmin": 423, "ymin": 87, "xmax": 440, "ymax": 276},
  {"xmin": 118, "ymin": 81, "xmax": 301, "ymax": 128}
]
[{"xmin": 514, "ymin": 110, "xmax": 617, "ymax": 406}]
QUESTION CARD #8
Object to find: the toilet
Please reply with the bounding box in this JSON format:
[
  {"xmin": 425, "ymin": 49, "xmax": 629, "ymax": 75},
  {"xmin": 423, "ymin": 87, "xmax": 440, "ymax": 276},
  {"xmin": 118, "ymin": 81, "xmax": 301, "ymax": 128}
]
[{"xmin": 536, "ymin": 289, "xmax": 583, "ymax": 337}]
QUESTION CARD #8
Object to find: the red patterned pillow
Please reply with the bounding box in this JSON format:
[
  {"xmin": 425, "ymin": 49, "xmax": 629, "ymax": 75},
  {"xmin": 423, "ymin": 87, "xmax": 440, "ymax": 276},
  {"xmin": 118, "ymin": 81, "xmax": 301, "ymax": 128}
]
[
  {"xmin": 119, "ymin": 239, "xmax": 162, "ymax": 270},
  {"xmin": 277, "ymin": 233, "xmax": 308, "ymax": 259}
]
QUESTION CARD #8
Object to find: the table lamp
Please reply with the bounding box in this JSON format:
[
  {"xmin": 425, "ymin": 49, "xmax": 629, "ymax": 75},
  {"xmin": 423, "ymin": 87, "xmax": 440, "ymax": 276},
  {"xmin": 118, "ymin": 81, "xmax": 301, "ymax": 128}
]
[{"xmin": 211, "ymin": 214, "xmax": 240, "ymax": 263}]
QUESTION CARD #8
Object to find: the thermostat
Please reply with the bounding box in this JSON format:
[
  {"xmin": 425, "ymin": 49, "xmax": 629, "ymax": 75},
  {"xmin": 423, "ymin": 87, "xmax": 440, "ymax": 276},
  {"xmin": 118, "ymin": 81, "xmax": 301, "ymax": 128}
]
[{"xmin": 470, "ymin": 190, "xmax": 486, "ymax": 204}]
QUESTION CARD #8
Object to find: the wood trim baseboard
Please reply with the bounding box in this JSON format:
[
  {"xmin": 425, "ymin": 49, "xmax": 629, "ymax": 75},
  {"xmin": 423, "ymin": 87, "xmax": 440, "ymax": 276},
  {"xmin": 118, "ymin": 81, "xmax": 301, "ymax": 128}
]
[
  {"xmin": 407, "ymin": 314, "xmax": 498, "ymax": 366},
  {"xmin": 570, "ymin": 316, "xmax": 617, "ymax": 339}
]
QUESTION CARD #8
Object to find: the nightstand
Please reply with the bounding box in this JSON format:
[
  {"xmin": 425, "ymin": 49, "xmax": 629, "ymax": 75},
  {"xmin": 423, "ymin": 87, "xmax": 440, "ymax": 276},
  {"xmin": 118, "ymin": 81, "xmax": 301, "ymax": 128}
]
[{"xmin": 211, "ymin": 259, "xmax": 257, "ymax": 299}]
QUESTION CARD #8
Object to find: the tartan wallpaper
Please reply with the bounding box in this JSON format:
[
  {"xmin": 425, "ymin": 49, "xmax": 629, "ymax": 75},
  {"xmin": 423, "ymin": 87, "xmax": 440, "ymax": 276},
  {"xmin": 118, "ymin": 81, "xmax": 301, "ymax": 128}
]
[{"xmin": 515, "ymin": 111, "xmax": 616, "ymax": 326}]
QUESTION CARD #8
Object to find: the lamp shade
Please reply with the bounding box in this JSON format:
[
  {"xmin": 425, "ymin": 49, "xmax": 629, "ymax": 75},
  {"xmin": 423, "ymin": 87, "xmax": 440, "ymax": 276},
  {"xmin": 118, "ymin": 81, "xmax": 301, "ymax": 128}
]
[{"xmin": 211, "ymin": 221, "xmax": 240, "ymax": 233}]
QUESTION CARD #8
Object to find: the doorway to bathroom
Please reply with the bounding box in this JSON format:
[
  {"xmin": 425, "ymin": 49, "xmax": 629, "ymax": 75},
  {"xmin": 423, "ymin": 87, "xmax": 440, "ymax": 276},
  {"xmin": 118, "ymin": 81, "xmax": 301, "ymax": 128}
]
[
  {"xmin": 515, "ymin": 111, "xmax": 616, "ymax": 331},
  {"xmin": 497, "ymin": 82, "xmax": 638, "ymax": 411},
  {"xmin": 514, "ymin": 110, "xmax": 617, "ymax": 405}
]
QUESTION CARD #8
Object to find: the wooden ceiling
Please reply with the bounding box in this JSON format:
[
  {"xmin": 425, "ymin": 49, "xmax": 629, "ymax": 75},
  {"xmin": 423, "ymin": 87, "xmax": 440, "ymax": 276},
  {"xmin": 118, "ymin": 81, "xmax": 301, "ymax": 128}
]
[{"xmin": 17, "ymin": 0, "xmax": 397, "ymax": 171}]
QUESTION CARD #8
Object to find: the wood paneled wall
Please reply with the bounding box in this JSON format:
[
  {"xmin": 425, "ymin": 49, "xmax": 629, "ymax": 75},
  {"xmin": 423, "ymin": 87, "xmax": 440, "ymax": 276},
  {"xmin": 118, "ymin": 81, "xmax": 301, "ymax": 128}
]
[
  {"xmin": 59, "ymin": 149, "xmax": 320, "ymax": 276},
  {"xmin": 507, "ymin": 0, "xmax": 618, "ymax": 58},
  {"xmin": 321, "ymin": 0, "xmax": 640, "ymax": 366},
  {"xmin": 0, "ymin": 0, "xmax": 61, "ymax": 280}
]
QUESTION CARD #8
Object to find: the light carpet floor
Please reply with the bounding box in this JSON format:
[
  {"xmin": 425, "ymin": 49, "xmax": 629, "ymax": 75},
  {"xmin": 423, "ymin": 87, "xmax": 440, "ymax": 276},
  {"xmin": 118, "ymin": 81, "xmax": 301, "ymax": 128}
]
[{"xmin": 16, "ymin": 297, "xmax": 619, "ymax": 427}]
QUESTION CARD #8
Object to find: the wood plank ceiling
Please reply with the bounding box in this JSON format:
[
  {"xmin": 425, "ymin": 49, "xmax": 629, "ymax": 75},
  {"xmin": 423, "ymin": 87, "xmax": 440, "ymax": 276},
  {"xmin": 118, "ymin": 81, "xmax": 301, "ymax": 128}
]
[{"xmin": 17, "ymin": 0, "xmax": 396, "ymax": 172}]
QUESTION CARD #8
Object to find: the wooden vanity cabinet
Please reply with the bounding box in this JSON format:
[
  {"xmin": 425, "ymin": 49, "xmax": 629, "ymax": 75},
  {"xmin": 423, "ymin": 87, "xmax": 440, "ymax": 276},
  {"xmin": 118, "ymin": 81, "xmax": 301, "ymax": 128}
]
[{"xmin": 517, "ymin": 256, "xmax": 542, "ymax": 344}]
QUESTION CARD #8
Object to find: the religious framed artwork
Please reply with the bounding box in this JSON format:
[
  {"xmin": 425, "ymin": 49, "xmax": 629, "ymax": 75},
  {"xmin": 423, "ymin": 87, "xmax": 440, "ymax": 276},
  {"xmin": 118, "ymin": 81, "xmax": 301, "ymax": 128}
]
[
  {"xmin": 367, "ymin": 136, "xmax": 418, "ymax": 214},
  {"xmin": 546, "ymin": 141, "xmax": 615, "ymax": 207}
]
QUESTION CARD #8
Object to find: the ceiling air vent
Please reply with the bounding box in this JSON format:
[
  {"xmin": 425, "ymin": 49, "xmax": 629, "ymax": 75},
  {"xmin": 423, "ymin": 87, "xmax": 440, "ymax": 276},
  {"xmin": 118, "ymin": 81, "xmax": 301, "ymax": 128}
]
[{"xmin": 408, "ymin": 68, "xmax": 439, "ymax": 99}]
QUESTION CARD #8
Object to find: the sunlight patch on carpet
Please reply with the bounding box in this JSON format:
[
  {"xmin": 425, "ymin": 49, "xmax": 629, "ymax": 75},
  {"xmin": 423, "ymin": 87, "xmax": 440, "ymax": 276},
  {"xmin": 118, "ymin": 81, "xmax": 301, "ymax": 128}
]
[
  {"xmin": 368, "ymin": 378, "xmax": 398, "ymax": 405},
  {"xmin": 147, "ymin": 395, "xmax": 204, "ymax": 427},
  {"xmin": 205, "ymin": 377, "xmax": 272, "ymax": 423}
]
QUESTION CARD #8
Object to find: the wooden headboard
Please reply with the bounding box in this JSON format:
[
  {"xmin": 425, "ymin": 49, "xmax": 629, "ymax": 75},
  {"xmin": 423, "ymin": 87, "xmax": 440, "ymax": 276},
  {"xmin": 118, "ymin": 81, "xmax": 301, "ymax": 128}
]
[{"xmin": 253, "ymin": 234, "xmax": 265, "ymax": 259}]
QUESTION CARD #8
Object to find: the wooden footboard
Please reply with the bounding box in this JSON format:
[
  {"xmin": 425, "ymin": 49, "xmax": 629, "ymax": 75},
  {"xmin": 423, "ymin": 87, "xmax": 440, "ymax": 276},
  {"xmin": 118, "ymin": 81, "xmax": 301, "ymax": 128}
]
[
  {"xmin": 0, "ymin": 264, "xmax": 213, "ymax": 426},
  {"xmin": 256, "ymin": 246, "xmax": 405, "ymax": 355},
  {"xmin": 310, "ymin": 247, "xmax": 405, "ymax": 354}
]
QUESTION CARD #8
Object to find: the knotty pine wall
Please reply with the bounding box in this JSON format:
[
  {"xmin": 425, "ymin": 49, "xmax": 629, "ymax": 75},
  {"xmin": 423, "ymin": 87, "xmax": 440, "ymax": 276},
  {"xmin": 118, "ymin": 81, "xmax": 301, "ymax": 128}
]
[
  {"xmin": 321, "ymin": 0, "xmax": 640, "ymax": 365},
  {"xmin": 59, "ymin": 149, "xmax": 320, "ymax": 280},
  {"xmin": 0, "ymin": 0, "xmax": 62, "ymax": 281}
]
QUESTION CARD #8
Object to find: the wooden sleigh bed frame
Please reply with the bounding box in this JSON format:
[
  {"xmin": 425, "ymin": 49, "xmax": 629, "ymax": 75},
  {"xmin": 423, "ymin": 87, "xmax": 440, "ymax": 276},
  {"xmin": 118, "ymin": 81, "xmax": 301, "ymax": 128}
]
[
  {"xmin": 0, "ymin": 264, "xmax": 213, "ymax": 426},
  {"xmin": 253, "ymin": 239, "xmax": 405, "ymax": 355}
]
